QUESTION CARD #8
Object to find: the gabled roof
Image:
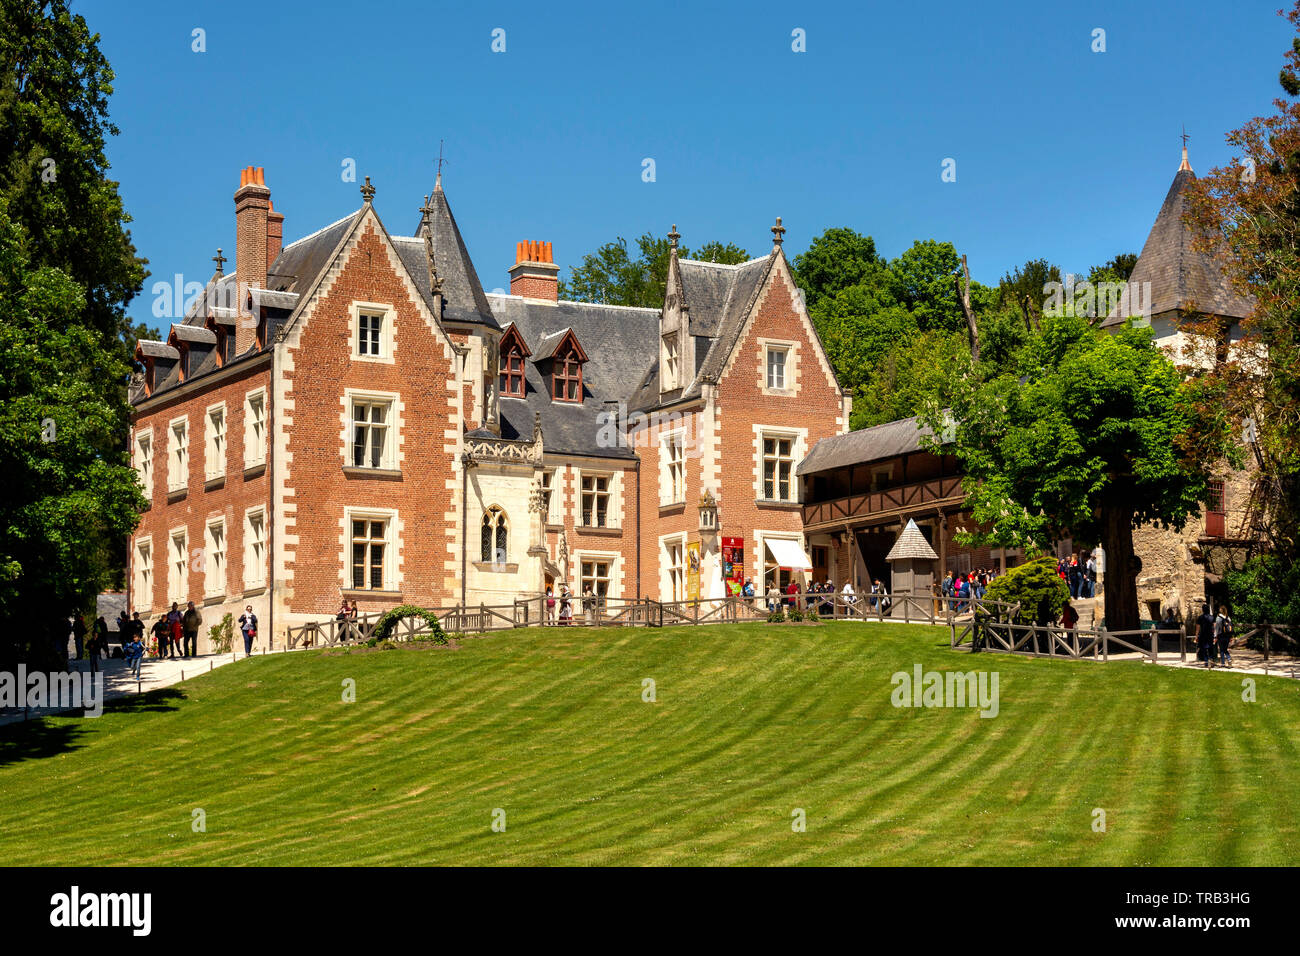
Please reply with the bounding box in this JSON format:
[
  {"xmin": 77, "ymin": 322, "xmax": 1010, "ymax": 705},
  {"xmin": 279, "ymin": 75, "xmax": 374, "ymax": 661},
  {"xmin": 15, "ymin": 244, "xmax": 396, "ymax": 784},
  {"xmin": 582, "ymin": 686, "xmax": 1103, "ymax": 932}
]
[
  {"xmin": 1104, "ymin": 158, "xmax": 1255, "ymax": 327},
  {"xmin": 532, "ymin": 326, "xmax": 588, "ymax": 362},
  {"xmin": 886, "ymin": 519, "xmax": 939, "ymax": 562},
  {"xmin": 168, "ymin": 324, "xmax": 216, "ymax": 345},
  {"xmin": 266, "ymin": 210, "xmax": 364, "ymax": 298},
  {"xmin": 627, "ymin": 252, "xmax": 777, "ymax": 413},
  {"xmin": 498, "ymin": 321, "xmax": 531, "ymax": 356},
  {"xmin": 797, "ymin": 416, "xmax": 935, "ymax": 475}
]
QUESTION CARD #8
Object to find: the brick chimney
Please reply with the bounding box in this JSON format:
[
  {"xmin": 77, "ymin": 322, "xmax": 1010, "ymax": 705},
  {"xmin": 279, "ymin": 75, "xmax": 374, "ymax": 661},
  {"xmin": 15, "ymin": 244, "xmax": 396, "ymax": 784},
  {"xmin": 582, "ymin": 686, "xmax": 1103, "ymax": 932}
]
[
  {"xmin": 234, "ymin": 166, "xmax": 270, "ymax": 353},
  {"xmin": 267, "ymin": 199, "xmax": 284, "ymax": 272},
  {"xmin": 508, "ymin": 240, "xmax": 559, "ymax": 302}
]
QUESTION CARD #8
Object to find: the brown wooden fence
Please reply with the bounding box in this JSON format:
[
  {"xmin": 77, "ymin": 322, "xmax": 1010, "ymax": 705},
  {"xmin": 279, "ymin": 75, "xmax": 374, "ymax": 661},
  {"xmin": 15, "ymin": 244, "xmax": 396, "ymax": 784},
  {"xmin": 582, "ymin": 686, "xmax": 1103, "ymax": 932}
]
[{"xmin": 284, "ymin": 590, "xmax": 1018, "ymax": 648}]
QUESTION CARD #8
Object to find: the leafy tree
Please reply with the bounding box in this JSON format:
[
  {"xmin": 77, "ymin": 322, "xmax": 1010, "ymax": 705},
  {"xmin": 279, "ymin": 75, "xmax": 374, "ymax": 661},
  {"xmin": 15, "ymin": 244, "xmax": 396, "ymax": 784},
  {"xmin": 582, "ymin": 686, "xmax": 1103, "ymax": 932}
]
[
  {"xmin": 997, "ymin": 258, "xmax": 1062, "ymax": 330},
  {"xmin": 0, "ymin": 1, "xmax": 146, "ymax": 665},
  {"xmin": 1184, "ymin": 2, "xmax": 1300, "ymax": 624},
  {"xmin": 560, "ymin": 232, "xmax": 747, "ymax": 307},
  {"xmin": 1087, "ymin": 253, "xmax": 1137, "ymax": 284},
  {"xmin": 851, "ymin": 329, "xmax": 966, "ymax": 428},
  {"xmin": 0, "ymin": 203, "xmax": 145, "ymax": 669},
  {"xmin": 690, "ymin": 241, "xmax": 749, "ymax": 265},
  {"xmin": 887, "ymin": 239, "xmax": 968, "ymax": 332},
  {"xmin": 929, "ymin": 315, "xmax": 1234, "ymax": 631},
  {"xmin": 0, "ymin": 0, "xmax": 146, "ymax": 345},
  {"xmin": 791, "ymin": 227, "xmax": 884, "ymax": 312}
]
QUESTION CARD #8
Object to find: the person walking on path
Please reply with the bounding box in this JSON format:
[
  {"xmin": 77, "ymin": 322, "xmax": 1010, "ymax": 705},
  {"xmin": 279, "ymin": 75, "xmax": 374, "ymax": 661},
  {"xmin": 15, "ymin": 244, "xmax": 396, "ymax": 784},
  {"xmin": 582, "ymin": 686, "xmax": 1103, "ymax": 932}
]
[
  {"xmin": 1214, "ymin": 606, "xmax": 1234, "ymax": 666},
  {"xmin": 89, "ymin": 616, "xmax": 108, "ymax": 673},
  {"xmin": 164, "ymin": 602, "xmax": 182, "ymax": 658},
  {"xmin": 237, "ymin": 605, "xmax": 258, "ymax": 657},
  {"xmin": 181, "ymin": 601, "xmax": 202, "ymax": 658},
  {"xmin": 150, "ymin": 616, "xmax": 169, "ymax": 658},
  {"xmin": 558, "ymin": 584, "xmax": 573, "ymax": 625},
  {"xmin": 71, "ymin": 614, "xmax": 86, "ymax": 661},
  {"xmin": 125, "ymin": 629, "xmax": 145, "ymax": 680},
  {"xmin": 1196, "ymin": 604, "xmax": 1216, "ymax": 668}
]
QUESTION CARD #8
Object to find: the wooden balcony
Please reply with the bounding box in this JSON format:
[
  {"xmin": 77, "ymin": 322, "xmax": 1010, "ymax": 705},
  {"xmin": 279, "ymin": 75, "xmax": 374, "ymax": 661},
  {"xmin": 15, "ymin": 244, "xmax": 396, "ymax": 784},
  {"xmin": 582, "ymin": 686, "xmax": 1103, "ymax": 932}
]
[{"xmin": 801, "ymin": 474, "xmax": 965, "ymax": 530}]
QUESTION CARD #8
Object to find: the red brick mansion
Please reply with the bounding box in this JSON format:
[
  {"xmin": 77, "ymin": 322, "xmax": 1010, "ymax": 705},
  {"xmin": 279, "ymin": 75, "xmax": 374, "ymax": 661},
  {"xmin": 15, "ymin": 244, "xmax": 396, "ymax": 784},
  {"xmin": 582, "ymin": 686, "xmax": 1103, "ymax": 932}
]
[{"xmin": 127, "ymin": 168, "xmax": 851, "ymax": 647}]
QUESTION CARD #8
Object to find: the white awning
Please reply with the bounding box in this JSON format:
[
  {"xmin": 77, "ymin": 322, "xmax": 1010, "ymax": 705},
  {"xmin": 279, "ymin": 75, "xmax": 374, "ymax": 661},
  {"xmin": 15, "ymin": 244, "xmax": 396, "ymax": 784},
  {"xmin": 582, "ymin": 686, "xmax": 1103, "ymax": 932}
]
[{"xmin": 765, "ymin": 537, "xmax": 813, "ymax": 570}]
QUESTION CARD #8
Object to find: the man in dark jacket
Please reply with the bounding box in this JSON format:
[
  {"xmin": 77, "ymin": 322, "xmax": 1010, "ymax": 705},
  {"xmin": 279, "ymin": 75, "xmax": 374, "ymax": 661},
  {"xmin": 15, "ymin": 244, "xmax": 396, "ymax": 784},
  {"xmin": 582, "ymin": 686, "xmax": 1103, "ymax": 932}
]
[
  {"xmin": 1196, "ymin": 604, "xmax": 1216, "ymax": 668},
  {"xmin": 181, "ymin": 602, "xmax": 202, "ymax": 658}
]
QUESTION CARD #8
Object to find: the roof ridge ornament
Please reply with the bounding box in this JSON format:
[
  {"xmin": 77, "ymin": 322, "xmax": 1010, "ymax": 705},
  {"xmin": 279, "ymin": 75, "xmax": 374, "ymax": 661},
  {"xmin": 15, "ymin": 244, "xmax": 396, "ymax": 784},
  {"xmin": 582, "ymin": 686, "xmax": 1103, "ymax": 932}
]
[
  {"xmin": 360, "ymin": 176, "xmax": 375, "ymax": 204},
  {"xmin": 212, "ymin": 248, "xmax": 226, "ymax": 277},
  {"xmin": 1179, "ymin": 126, "xmax": 1192, "ymax": 172},
  {"xmin": 771, "ymin": 216, "xmax": 785, "ymax": 248},
  {"xmin": 668, "ymin": 223, "xmax": 680, "ymax": 252},
  {"xmin": 419, "ymin": 193, "xmax": 444, "ymax": 296}
]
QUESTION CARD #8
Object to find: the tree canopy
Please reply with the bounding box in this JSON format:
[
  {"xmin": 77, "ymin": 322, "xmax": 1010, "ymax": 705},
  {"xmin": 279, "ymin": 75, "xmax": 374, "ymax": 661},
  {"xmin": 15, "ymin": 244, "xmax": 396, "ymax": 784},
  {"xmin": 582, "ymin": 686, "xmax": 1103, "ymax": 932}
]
[
  {"xmin": 559, "ymin": 232, "xmax": 748, "ymax": 308},
  {"xmin": 0, "ymin": 0, "xmax": 146, "ymax": 665}
]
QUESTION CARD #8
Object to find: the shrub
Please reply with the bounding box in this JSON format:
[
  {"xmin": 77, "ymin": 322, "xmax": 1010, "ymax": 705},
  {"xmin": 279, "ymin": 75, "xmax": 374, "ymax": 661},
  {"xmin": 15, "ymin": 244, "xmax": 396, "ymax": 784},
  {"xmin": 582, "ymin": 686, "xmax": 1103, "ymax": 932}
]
[
  {"xmin": 787, "ymin": 605, "xmax": 805, "ymax": 623},
  {"xmin": 983, "ymin": 556, "xmax": 1070, "ymax": 625},
  {"xmin": 766, "ymin": 607, "xmax": 786, "ymax": 623},
  {"xmin": 1226, "ymin": 554, "xmax": 1300, "ymax": 652},
  {"xmin": 207, "ymin": 613, "xmax": 234, "ymax": 654},
  {"xmin": 371, "ymin": 604, "xmax": 447, "ymax": 644}
]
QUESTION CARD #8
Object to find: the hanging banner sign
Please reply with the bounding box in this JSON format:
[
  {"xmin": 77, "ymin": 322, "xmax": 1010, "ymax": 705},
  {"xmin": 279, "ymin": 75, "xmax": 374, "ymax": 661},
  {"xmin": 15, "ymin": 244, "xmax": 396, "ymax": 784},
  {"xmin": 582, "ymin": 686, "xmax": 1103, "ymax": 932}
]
[{"xmin": 686, "ymin": 541, "xmax": 701, "ymax": 601}]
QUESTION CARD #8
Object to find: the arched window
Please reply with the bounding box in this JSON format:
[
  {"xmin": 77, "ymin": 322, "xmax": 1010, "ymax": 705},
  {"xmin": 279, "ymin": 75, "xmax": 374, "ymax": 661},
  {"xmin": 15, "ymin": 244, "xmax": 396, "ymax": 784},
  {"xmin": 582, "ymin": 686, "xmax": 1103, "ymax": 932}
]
[{"xmin": 481, "ymin": 506, "xmax": 508, "ymax": 564}]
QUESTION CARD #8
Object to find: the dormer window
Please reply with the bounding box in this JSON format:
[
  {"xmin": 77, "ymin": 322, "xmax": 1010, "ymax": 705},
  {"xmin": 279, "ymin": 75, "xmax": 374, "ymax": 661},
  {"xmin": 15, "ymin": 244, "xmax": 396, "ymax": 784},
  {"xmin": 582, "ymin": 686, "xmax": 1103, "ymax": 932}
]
[
  {"xmin": 501, "ymin": 349, "xmax": 525, "ymax": 397},
  {"xmin": 496, "ymin": 323, "xmax": 531, "ymax": 399},
  {"xmin": 662, "ymin": 334, "xmax": 680, "ymax": 390},
  {"xmin": 553, "ymin": 347, "xmax": 582, "ymax": 402}
]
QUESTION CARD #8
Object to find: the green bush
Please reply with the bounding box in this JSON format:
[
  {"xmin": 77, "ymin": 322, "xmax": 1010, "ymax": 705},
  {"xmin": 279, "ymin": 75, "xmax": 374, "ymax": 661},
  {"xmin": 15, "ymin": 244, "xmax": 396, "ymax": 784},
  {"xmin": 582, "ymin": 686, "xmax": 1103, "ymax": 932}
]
[
  {"xmin": 983, "ymin": 556, "xmax": 1070, "ymax": 625},
  {"xmin": 787, "ymin": 605, "xmax": 805, "ymax": 622},
  {"xmin": 766, "ymin": 607, "xmax": 786, "ymax": 623},
  {"xmin": 208, "ymin": 613, "xmax": 234, "ymax": 654},
  {"xmin": 372, "ymin": 605, "xmax": 447, "ymax": 644},
  {"xmin": 1226, "ymin": 554, "xmax": 1300, "ymax": 652}
]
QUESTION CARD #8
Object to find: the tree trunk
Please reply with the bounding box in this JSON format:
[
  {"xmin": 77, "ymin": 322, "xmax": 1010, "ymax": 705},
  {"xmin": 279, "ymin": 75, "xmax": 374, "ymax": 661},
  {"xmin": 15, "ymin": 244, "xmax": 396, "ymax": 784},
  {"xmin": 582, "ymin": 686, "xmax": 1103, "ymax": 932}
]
[
  {"xmin": 955, "ymin": 254, "xmax": 980, "ymax": 364},
  {"xmin": 1099, "ymin": 503, "xmax": 1140, "ymax": 632}
]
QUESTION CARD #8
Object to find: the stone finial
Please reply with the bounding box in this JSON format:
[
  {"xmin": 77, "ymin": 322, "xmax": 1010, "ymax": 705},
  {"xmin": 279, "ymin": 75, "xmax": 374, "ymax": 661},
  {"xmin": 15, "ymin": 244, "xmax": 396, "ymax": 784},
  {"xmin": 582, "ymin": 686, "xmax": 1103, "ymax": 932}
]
[
  {"xmin": 360, "ymin": 176, "xmax": 375, "ymax": 203},
  {"xmin": 771, "ymin": 217, "xmax": 785, "ymax": 247},
  {"xmin": 668, "ymin": 224, "xmax": 680, "ymax": 251},
  {"xmin": 212, "ymin": 248, "xmax": 226, "ymax": 276}
]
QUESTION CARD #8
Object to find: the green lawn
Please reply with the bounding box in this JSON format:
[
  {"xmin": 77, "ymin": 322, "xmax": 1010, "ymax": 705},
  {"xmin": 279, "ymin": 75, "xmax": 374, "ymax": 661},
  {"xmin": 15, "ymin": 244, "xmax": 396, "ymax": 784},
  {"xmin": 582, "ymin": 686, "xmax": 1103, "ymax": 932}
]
[{"xmin": 1, "ymin": 621, "xmax": 1297, "ymax": 865}]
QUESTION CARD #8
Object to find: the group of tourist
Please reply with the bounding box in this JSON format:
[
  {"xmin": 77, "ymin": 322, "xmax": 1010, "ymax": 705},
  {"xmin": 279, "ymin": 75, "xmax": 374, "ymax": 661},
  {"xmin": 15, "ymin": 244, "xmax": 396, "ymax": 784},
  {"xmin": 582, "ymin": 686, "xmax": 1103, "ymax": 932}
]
[
  {"xmin": 939, "ymin": 568, "xmax": 999, "ymax": 612},
  {"xmin": 1193, "ymin": 604, "xmax": 1235, "ymax": 668},
  {"xmin": 1058, "ymin": 553, "xmax": 1098, "ymax": 599}
]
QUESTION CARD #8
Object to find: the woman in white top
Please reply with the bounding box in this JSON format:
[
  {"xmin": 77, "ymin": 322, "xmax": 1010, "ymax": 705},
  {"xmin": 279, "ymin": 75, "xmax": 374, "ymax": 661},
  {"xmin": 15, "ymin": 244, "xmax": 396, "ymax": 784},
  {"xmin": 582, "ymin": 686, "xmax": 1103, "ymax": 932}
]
[{"xmin": 841, "ymin": 581, "xmax": 856, "ymax": 605}]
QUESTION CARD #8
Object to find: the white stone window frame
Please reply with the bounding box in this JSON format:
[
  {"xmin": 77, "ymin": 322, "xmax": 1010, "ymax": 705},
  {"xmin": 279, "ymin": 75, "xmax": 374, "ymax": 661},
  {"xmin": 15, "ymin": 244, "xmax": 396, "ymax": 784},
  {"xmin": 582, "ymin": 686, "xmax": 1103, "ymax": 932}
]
[
  {"xmin": 660, "ymin": 532, "xmax": 687, "ymax": 602},
  {"xmin": 167, "ymin": 415, "xmax": 189, "ymax": 493},
  {"xmin": 576, "ymin": 468, "xmax": 618, "ymax": 529},
  {"xmin": 244, "ymin": 388, "xmax": 267, "ymax": 469},
  {"xmin": 661, "ymin": 332, "xmax": 680, "ymax": 391},
  {"xmin": 753, "ymin": 424, "xmax": 807, "ymax": 504},
  {"xmin": 134, "ymin": 429, "xmax": 153, "ymax": 500},
  {"xmin": 541, "ymin": 467, "xmax": 563, "ymax": 525},
  {"xmin": 134, "ymin": 536, "xmax": 153, "ymax": 609},
  {"xmin": 168, "ymin": 526, "xmax": 188, "ymax": 605},
  {"xmin": 759, "ymin": 338, "xmax": 799, "ymax": 397},
  {"xmin": 205, "ymin": 516, "xmax": 226, "ymax": 598},
  {"xmin": 205, "ymin": 401, "xmax": 227, "ymax": 481},
  {"xmin": 660, "ymin": 428, "xmax": 687, "ymax": 506},
  {"xmin": 244, "ymin": 507, "xmax": 267, "ymax": 589},
  {"xmin": 351, "ymin": 300, "xmax": 397, "ymax": 364},
  {"xmin": 343, "ymin": 506, "xmax": 400, "ymax": 592},
  {"xmin": 342, "ymin": 388, "xmax": 401, "ymax": 472},
  {"xmin": 575, "ymin": 549, "xmax": 620, "ymax": 599}
]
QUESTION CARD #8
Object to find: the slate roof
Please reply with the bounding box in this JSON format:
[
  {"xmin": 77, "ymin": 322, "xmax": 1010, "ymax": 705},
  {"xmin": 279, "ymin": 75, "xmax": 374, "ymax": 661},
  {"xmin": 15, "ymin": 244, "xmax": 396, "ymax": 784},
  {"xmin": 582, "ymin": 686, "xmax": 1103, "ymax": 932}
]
[
  {"xmin": 886, "ymin": 519, "xmax": 939, "ymax": 562},
  {"xmin": 488, "ymin": 294, "xmax": 660, "ymax": 458},
  {"xmin": 626, "ymin": 252, "xmax": 776, "ymax": 413},
  {"xmin": 266, "ymin": 211, "xmax": 364, "ymax": 297},
  {"xmin": 1104, "ymin": 162, "xmax": 1256, "ymax": 326},
  {"xmin": 169, "ymin": 324, "xmax": 216, "ymax": 345},
  {"xmin": 136, "ymin": 341, "xmax": 180, "ymax": 359},
  {"xmin": 797, "ymin": 416, "xmax": 934, "ymax": 475},
  {"xmin": 407, "ymin": 179, "xmax": 498, "ymax": 329}
]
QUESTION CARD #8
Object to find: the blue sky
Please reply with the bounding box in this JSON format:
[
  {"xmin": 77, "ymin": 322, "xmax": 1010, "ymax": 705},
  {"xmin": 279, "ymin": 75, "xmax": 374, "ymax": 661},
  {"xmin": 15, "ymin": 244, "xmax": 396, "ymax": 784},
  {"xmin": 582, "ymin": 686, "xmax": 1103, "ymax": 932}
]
[{"xmin": 79, "ymin": 0, "xmax": 1291, "ymax": 332}]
